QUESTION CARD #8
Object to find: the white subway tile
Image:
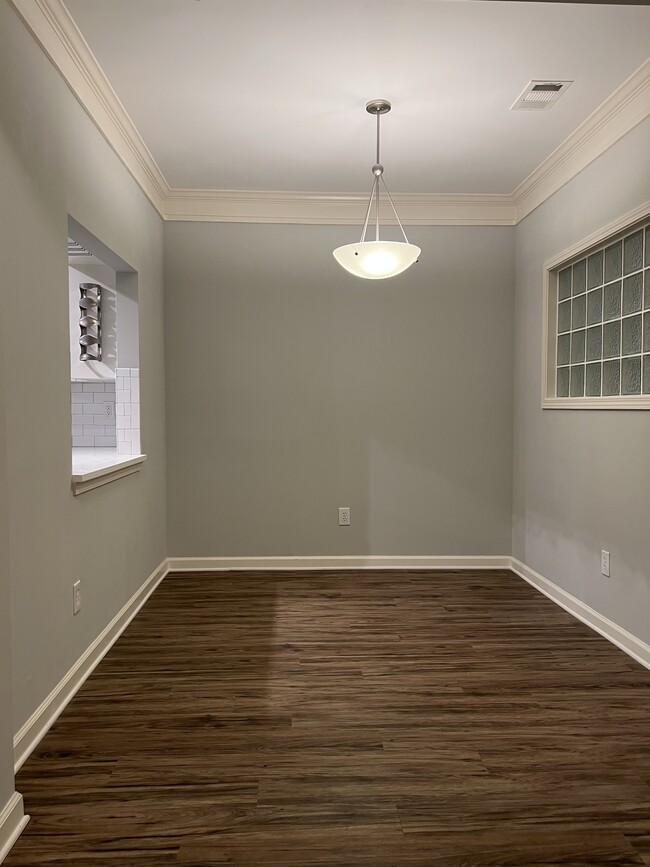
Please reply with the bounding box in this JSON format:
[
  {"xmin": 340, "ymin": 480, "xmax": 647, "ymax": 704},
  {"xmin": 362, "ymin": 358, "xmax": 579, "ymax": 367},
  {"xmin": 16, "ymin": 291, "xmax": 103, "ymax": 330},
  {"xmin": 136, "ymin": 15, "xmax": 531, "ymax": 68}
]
[
  {"xmin": 115, "ymin": 367, "xmax": 130, "ymax": 377},
  {"xmin": 71, "ymin": 425, "xmax": 83, "ymax": 436},
  {"xmin": 130, "ymin": 429, "xmax": 141, "ymax": 452},
  {"xmin": 83, "ymin": 425, "xmax": 107, "ymax": 436},
  {"xmin": 117, "ymin": 429, "xmax": 127, "ymax": 441},
  {"xmin": 130, "ymin": 368, "xmax": 139, "ymax": 378},
  {"xmin": 72, "ymin": 436, "xmax": 94, "ymax": 447},
  {"xmin": 116, "ymin": 415, "xmax": 131, "ymax": 430},
  {"xmin": 92, "ymin": 415, "xmax": 111, "ymax": 427},
  {"xmin": 130, "ymin": 403, "xmax": 140, "ymax": 428},
  {"xmin": 71, "ymin": 392, "xmax": 95, "ymax": 404},
  {"xmin": 117, "ymin": 441, "xmax": 131, "ymax": 455},
  {"xmin": 83, "ymin": 403, "xmax": 99, "ymax": 414},
  {"xmin": 71, "ymin": 406, "xmax": 85, "ymax": 419},
  {"xmin": 116, "ymin": 389, "xmax": 130, "ymax": 403},
  {"xmin": 71, "ymin": 383, "xmax": 83, "ymax": 393},
  {"xmin": 130, "ymin": 379, "xmax": 140, "ymax": 403},
  {"xmin": 115, "ymin": 377, "xmax": 125, "ymax": 391},
  {"xmin": 94, "ymin": 436, "xmax": 117, "ymax": 447},
  {"xmin": 93, "ymin": 391, "xmax": 109, "ymax": 403},
  {"xmin": 83, "ymin": 382, "xmax": 104, "ymax": 392},
  {"xmin": 116, "ymin": 402, "xmax": 125, "ymax": 416},
  {"xmin": 104, "ymin": 382, "xmax": 116, "ymax": 393}
]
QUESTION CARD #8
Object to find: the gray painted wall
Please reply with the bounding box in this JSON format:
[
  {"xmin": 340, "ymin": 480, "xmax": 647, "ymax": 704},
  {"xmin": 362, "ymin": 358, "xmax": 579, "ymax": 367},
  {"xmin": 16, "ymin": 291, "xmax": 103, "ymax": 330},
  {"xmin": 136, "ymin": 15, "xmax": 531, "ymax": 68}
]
[
  {"xmin": 0, "ymin": 225, "xmax": 17, "ymax": 814},
  {"xmin": 0, "ymin": 0, "xmax": 167, "ymax": 745},
  {"xmin": 164, "ymin": 222, "xmax": 514, "ymax": 557},
  {"xmin": 512, "ymin": 118, "xmax": 650, "ymax": 644}
]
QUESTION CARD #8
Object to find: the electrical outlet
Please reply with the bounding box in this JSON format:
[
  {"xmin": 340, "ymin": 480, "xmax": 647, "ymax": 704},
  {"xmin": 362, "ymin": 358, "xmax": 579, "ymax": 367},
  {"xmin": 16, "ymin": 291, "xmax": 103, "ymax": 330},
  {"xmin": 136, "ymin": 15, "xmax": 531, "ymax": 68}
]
[
  {"xmin": 601, "ymin": 550, "xmax": 610, "ymax": 577},
  {"xmin": 102, "ymin": 402, "xmax": 113, "ymax": 418},
  {"xmin": 73, "ymin": 580, "xmax": 81, "ymax": 615},
  {"xmin": 338, "ymin": 507, "xmax": 350, "ymax": 526}
]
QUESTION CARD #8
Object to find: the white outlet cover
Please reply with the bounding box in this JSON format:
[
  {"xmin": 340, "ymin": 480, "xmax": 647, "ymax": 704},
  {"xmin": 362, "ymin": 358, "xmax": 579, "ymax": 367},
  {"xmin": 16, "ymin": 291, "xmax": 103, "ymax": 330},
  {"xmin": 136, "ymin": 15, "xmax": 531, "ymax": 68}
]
[{"xmin": 601, "ymin": 550, "xmax": 610, "ymax": 577}]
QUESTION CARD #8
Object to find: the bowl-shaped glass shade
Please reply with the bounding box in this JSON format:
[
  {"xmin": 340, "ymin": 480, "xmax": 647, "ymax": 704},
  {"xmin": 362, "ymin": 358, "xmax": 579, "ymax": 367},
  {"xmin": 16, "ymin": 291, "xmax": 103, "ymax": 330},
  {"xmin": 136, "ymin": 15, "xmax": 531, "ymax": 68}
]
[{"xmin": 333, "ymin": 241, "xmax": 420, "ymax": 280}]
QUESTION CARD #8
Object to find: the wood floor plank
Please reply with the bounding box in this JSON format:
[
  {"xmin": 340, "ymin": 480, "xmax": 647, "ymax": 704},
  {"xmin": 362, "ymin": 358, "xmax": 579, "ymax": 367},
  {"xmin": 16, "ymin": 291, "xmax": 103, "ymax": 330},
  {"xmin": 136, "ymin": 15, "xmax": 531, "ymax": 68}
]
[{"xmin": 6, "ymin": 569, "xmax": 650, "ymax": 865}]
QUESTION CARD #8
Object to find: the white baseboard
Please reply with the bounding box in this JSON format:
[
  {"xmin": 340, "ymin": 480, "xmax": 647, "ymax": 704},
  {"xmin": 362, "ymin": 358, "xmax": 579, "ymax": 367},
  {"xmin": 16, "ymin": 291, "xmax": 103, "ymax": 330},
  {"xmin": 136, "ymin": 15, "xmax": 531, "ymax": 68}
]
[
  {"xmin": 167, "ymin": 555, "xmax": 512, "ymax": 572},
  {"xmin": 13, "ymin": 559, "xmax": 169, "ymax": 772},
  {"xmin": 0, "ymin": 792, "xmax": 29, "ymax": 865},
  {"xmin": 511, "ymin": 558, "xmax": 650, "ymax": 671}
]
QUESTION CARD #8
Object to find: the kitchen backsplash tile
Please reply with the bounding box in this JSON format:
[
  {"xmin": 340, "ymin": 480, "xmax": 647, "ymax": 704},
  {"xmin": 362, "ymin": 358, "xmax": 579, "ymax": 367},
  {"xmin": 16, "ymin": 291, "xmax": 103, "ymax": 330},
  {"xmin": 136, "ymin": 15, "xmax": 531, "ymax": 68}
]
[
  {"xmin": 71, "ymin": 373, "xmax": 139, "ymax": 454},
  {"xmin": 71, "ymin": 380, "xmax": 116, "ymax": 448},
  {"xmin": 116, "ymin": 368, "xmax": 141, "ymax": 455}
]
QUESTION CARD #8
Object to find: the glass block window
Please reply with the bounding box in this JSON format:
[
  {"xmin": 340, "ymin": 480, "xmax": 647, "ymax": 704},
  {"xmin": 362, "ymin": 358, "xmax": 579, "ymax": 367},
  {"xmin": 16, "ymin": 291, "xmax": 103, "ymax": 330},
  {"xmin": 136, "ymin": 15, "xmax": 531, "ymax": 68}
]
[{"xmin": 546, "ymin": 212, "xmax": 650, "ymax": 408}]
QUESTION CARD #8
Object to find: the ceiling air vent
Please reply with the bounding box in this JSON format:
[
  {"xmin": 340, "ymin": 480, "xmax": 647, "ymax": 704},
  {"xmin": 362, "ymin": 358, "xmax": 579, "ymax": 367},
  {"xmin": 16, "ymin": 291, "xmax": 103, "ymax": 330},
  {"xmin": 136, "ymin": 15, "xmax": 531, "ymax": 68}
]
[
  {"xmin": 511, "ymin": 80, "xmax": 573, "ymax": 111},
  {"xmin": 68, "ymin": 239, "xmax": 92, "ymax": 258}
]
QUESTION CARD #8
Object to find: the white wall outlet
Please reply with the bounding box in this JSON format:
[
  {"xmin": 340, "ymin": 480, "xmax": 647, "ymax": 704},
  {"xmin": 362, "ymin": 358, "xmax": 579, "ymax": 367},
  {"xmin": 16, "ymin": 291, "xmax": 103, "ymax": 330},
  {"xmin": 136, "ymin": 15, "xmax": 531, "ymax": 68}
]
[
  {"xmin": 102, "ymin": 402, "xmax": 113, "ymax": 417},
  {"xmin": 601, "ymin": 550, "xmax": 610, "ymax": 577},
  {"xmin": 338, "ymin": 507, "xmax": 350, "ymax": 526},
  {"xmin": 73, "ymin": 580, "xmax": 81, "ymax": 615}
]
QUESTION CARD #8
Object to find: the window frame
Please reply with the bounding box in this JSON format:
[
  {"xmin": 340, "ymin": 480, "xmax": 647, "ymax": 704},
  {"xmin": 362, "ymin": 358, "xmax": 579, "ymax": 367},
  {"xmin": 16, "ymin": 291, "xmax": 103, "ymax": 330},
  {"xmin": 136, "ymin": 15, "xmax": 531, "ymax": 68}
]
[{"xmin": 542, "ymin": 202, "xmax": 650, "ymax": 410}]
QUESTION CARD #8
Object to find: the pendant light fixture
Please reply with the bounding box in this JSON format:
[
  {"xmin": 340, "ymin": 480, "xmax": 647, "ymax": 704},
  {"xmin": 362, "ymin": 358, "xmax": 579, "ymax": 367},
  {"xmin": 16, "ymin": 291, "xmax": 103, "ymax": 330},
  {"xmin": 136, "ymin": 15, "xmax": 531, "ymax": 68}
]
[{"xmin": 333, "ymin": 100, "xmax": 420, "ymax": 280}]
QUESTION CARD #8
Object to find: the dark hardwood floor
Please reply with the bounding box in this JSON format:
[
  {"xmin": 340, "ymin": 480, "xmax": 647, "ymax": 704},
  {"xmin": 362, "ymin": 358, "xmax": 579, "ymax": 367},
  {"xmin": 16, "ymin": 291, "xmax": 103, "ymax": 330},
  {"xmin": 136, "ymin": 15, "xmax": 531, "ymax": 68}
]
[{"xmin": 6, "ymin": 569, "xmax": 650, "ymax": 866}]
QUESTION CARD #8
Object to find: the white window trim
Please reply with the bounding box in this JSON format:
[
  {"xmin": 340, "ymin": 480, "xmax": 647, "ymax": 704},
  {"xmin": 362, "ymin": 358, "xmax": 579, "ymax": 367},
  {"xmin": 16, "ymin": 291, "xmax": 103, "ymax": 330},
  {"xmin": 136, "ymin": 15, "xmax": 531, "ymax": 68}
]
[{"xmin": 542, "ymin": 201, "xmax": 650, "ymax": 410}]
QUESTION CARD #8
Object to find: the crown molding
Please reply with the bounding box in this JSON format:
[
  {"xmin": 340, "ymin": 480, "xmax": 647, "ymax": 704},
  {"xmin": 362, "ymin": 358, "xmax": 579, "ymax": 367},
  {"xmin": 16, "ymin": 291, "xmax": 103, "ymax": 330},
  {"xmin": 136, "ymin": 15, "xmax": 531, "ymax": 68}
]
[
  {"xmin": 8, "ymin": 0, "xmax": 170, "ymax": 214},
  {"xmin": 513, "ymin": 59, "xmax": 650, "ymax": 222},
  {"xmin": 8, "ymin": 0, "xmax": 649, "ymax": 226},
  {"xmin": 163, "ymin": 189, "xmax": 517, "ymax": 225}
]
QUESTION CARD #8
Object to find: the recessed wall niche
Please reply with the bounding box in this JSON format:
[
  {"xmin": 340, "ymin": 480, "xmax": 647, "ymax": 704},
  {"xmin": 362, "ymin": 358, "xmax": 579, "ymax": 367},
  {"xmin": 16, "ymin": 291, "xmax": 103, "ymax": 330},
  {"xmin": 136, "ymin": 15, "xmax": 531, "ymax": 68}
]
[{"xmin": 68, "ymin": 217, "xmax": 142, "ymax": 476}]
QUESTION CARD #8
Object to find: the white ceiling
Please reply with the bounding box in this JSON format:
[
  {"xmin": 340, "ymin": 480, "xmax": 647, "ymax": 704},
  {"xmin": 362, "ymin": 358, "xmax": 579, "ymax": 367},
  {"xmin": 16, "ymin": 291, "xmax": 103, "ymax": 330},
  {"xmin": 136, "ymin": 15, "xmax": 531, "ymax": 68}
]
[{"xmin": 63, "ymin": 0, "xmax": 650, "ymax": 195}]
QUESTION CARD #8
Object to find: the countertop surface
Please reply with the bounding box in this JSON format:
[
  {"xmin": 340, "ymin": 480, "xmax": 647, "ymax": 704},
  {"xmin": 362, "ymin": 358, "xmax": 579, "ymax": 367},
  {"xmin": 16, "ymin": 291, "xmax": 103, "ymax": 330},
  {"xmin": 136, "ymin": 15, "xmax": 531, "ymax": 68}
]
[{"xmin": 71, "ymin": 448, "xmax": 144, "ymax": 478}]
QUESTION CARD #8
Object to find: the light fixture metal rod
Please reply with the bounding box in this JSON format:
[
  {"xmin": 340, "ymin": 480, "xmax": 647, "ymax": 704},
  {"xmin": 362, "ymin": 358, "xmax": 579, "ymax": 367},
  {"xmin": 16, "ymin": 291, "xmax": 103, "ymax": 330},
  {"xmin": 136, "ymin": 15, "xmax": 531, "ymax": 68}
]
[
  {"xmin": 360, "ymin": 177, "xmax": 376, "ymax": 243},
  {"xmin": 375, "ymin": 174, "xmax": 380, "ymax": 241},
  {"xmin": 359, "ymin": 100, "xmax": 393, "ymax": 244},
  {"xmin": 376, "ymin": 110, "xmax": 381, "ymax": 165},
  {"xmin": 373, "ymin": 110, "xmax": 382, "ymax": 241},
  {"xmin": 380, "ymin": 176, "xmax": 410, "ymax": 245}
]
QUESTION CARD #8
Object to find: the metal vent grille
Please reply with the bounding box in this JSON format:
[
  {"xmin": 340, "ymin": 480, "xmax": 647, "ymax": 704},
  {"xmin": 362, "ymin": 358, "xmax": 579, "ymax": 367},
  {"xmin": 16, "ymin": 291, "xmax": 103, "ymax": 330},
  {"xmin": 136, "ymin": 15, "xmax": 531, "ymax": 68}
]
[
  {"xmin": 511, "ymin": 80, "xmax": 573, "ymax": 111},
  {"xmin": 68, "ymin": 239, "xmax": 92, "ymax": 257}
]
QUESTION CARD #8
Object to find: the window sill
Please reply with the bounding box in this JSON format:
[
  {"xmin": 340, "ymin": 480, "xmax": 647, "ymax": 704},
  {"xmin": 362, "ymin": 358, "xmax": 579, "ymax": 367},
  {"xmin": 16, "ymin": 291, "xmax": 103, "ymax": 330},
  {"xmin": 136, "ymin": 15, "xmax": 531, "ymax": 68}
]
[
  {"xmin": 542, "ymin": 396, "xmax": 650, "ymax": 410},
  {"xmin": 71, "ymin": 449, "xmax": 147, "ymax": 495}
]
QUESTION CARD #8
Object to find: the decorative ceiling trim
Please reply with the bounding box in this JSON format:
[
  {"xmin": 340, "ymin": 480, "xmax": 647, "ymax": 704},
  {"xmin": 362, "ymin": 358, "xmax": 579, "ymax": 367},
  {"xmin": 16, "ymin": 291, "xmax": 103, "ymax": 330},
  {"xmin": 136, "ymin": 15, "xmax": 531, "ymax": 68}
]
[
  {"xmin": 163, "ymin": 189, "xmax": 517, "ymax": 225},
  {"xmin": 8, "ymin": 0, "xmax": 650, "ymax": 226},
  {"xmin": 513, "ymin": 59, "xmax": 650, "ymax": 222},
  {"xmin": 8, "ymin": 0, "xmax": 170, "ymax": 213}
]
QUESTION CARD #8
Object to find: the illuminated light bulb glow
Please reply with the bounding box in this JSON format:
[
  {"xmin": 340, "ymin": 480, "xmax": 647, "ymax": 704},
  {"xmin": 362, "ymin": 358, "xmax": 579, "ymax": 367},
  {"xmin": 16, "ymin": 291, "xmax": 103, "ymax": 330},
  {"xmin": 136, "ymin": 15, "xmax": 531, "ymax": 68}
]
[{"xmin": 363, "ymin": 250, "xmax": 397, "ymax": 276}]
